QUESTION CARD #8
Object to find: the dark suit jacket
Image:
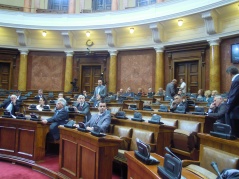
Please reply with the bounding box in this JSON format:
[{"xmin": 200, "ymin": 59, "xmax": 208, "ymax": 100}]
[
  {"xmin": 208, "ymin": 102, "xmax": 227, "ymax": 123},
  {"xmin": 91, "ymin": 85, "xmax": 107, "ymax": 101},
  {"xmin": 76, "ymin": 102, "xmax": 91, "ymax": 122},
  {"xmin": 47, "ymin": 108, "xmax": 69, "ymax": 140},
  {"xmin": 0, "ymin": 99, "xmax": 20, "ymax": 115},
  {"xmin": 165, "ymin": 82, "xmax": 176, "ymax": 99},
  {"xmin": 85, "ymin": 111, "xmax": 111, "ymax": 133},
  {"xmin": 123, "ymin": 92, "xmax": 134, "ymax": 98}
]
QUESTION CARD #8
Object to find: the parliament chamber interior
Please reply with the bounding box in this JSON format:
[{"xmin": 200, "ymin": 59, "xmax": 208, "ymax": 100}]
[{"xmin": 0, "ymin": 0, "xmax": 239, "ymax": 178}]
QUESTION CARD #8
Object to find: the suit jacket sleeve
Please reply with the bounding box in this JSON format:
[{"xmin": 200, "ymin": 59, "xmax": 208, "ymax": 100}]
[
  {"xmin": 85, "ymin": 113, "xmax": 111, "ymax": 133},
  {"xmin": 77, "ymin": 103, "xmax": 90, "ymax": 115},
  {"xmin": 99, "ymin": 85, "xmax": 107, "ymax": 98},
  {"xmin": 227, "ymin": 77, "xmax": 239, "ymax": 112},
  {"xmin": 47, "ymin": 109, "xmax": 69, "ymax": 123},
  {"xmin": 208, "ymin": 103, "xmax": 227, "ymax": 118}
]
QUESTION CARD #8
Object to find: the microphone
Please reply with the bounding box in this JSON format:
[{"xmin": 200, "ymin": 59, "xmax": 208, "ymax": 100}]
[{"xmin": 211, "ymin": 162, "xmax": 222, "ymax": 179}]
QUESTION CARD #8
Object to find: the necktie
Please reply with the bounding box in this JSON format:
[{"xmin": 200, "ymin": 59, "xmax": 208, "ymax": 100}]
[{"xmin": 95, "ymin": 115, "xmax": 101, "ymax": 124}]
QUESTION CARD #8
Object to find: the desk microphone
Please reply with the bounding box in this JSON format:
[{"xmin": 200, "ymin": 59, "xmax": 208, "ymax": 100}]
[{"xmin": 211, "ymin": 162, "xmax": 222, "ymax": 179}]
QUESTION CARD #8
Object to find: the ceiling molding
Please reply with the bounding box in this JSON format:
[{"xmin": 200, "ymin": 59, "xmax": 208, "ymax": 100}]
[
  {"xmin": 61, "ymin": 31, "xmax": 72, "ymax": 48},
  {"xmin": 201, "ymin": 10, "xmax": 217, "ymax": 35},
  {"xmin": 16, "ymin": 29, "xmax": 27, "ymax": 46},
  {"xmin": 105, "ymin": 29, "xmax": 116, "ymax": 47}
]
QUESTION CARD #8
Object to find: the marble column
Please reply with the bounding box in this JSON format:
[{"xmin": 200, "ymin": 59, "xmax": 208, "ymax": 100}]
[
  {"xmin": 24, "ymin": 0, "xmax": 32, "ymax": 12},
  {"xmin": 68, "ymin": 0, "xmax": 76, "ymax": 13},
  {"xmin": 154, "ymin": 47, "xmax": 164, "ymax": 91},
  {"xmin": 208, "ymin": 39, "xmax": 220, "ymax": 92},
  {"xmin": 111, "ymin": 0, "xmax": 118, "ymax": 11},
  {"xmin": 108, "ymin": 50, "xmax": 118, "ymax": 93},
  {"xmin": 64, "ymin": 51, "xmax": 74, "ymax": 92},
  {"xmin": 18, "ymin": 50, "xmax": 29, "ymax": 91}
]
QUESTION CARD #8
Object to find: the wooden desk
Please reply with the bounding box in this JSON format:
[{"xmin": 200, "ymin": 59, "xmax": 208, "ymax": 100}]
[
  {"xmin": 125, "ymin": 151, "xmax": 201, "ymax": 179},
  {"xmin": 198, "ymin": 133, "xmax": 239, "ymax": 156},
  {"xmin": 123, "ymin": 100, "xmax": 144, "ymax": 110},
  {"xmin": 59, "ymin": 126, "xmax": 122, "ymax": 179},
  {"xmin": 0, "ymin": 117, "xmax": 49, "ymax": 162}
]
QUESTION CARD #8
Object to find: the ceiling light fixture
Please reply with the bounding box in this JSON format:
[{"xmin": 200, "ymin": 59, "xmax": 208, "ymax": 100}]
[
  {"xmin": 86, "ymin": 31, "xmax": 90, "ymax": 37},
  {"xmin": 178, "ymin": 19, "xmax": 183, "ymax": 26},
  {"xmin": 130, "ymin": 28, "xmax": 134, "ymax": 34},
  {"xmin": 42, "ymin": 31, "xmax": 47, "ymax": 37}
]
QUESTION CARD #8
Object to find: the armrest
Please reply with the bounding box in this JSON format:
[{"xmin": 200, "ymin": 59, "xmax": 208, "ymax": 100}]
[
  {"xmin": 182, "ymin": 160, "xmax": 200, "ymax": 167},
  {"xmin": 120, "ymin": 136, "xmax": 131, "ymax": 150}
]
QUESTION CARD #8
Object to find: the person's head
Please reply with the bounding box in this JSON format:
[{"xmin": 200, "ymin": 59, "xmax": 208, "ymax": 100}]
[
  {"xmin": 77, "ymin": 95, "xmax": 85, "ymax": 103},
  {"xmin": 173, "ymin": 94, "xmax": 182, "ymax": 103},
  {"xmin": 10, "ymin": 94, "xmax": 17, "ymax": 102},
  {"xmin": 58, "ymin": 93, "xmax": 63, "ymax": 98},
  {"xmin": 198, "ymin": 89, "xmax": 204, "ymax": 95},
  {"xmin": 83, "ymin": 90, "xmax": 87, "ymax": 95},
  {"xmin": 38, "ymin": 89, "xmax": 43, "ymax": 95},
  {"xmin": 211, "ymin": 90, "xmax": 218, "ymax": 96},
  {"xmin": 158, "ymin": 87, "xmax": 163, "ymax": 92},
  {"xmin": 16, "ymin": 90, "xmax": 21, "ymax": 96},
  {"xmin": 98, "ymin": 79, "xmax": 103, "ymax": 86},
  {"xmin": 178, "ymin": 89, "xmax": 182, "ymax": 95},
  {"xmin": 138, "ymin": 88, "xmax": 142, "ymax": 93},
  {"xmin": 226, "ymin": 66, "xmax": 239, "ymax": 76},
  {"xmin": 98, "ymin": 102, "xmax": 107, "ymax": 114},
  {"xmin": 56, "ymin": 98, "xmax": 66, "ymax": 110},
  {"xmin": 204, "ymin": 90, "xmax": 212, "ymax": 98},
  {"xmin": 213, "ymin": 95, "xmax": 224, "ymax": 107},
  {"xmin": 172, "ymin": 79, "xmax": 177, "ymax": 85},
  {"xmin": 119, "ymin": 88, "xmax": 124, "ymax": 93},
  {"xmin": 180, "ymin": 78, "xmax": 184, "ymax": 83},
  {"xmin": 148, "ymin": 88, "xmax": 152, "ymax": 92},
  {"xmin": 39, "ymin": 97, "xmax": 46, "ymax": 105},
  {"xmin": 126, "ymin": 87, "xmax": 131, "ymax": 92}
]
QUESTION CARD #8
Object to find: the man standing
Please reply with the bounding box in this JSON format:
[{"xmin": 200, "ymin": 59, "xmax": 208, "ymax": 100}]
[
  {"xmin": 226, "ymin": 66, "xmax": 239, "ymax": 137},
  {"xmin": 90, "ymin": 79, "xmax": 107, "ymax": 102},
  {"xmin": 165, "ymin": 79, "xmax": 177, "ymax": 100},
  {"xmin": 42, "ymin": 98, "xmax": 69, "ymax": 141},
  {"xmin": 0, "ymin": 94, "xmax": 20, "ymax": 116},
  {"xmin": 208, "ymin": 95, "xmax": 227, "ymax": 123},
  {"xmin": 73, "ymin": 95, "xmax": 91, "ymax": 122},
  {"xmin": 179, "ymin": 78, "xmax": 187, "ymax": 94},
  {"xmin": 85, "ymin": 101, "xmax": 111, "ymax": 133}
]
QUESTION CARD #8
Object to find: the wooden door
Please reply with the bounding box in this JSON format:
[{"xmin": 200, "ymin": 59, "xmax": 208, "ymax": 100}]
[
  {"xmin": 0, "ymin": 63, "xmax": 11, "ymax": 90},
  {"xmin": 81, "ymin": 66, "xmax": 101, "ymax": 93},
  {"xmin": 175, "ymin": 61, "xmax": 199, "ymax": 93}
]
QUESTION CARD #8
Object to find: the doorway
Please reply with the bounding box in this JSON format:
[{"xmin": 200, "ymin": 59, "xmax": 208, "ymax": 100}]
[
  {"xmin": 174, "ymin": 61, "xmax": 200, "ymax": 93},
  {"xmin": 81, "ymin": 65, "xmax": 102, "ymax": 93},
  {"xmin": 0, "ymin": 62, "xmax": 11, "ymax": 90}
]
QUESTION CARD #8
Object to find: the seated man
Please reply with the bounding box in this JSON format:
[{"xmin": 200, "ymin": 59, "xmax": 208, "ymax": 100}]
[
  {"xmin": 35, "ymin": 89, "xmax": 47, "ymax": 101},
  {"xmin": 207, "ymin": 95, "xmax": 227, "ymax": 123},
  {"xmin": 124, "ymin": 87, "xmax": 134, "ymax": 98},
  {"xmin": 42, "ymin": 98, "xmax": 69, "ymax": 141},
  {"xmin": 147, "ymin": 87, "xmax": 155, "ymax": 98},
  {"xmin": 73, "ymin": 95, "xmax": 91, "ymax": 122},
  {"xmin": 85, "ymin": 101, "xmax": 111, "ymax": 133},
  {"xmin": 170, "ymin": 94, "xmax": 188, "ymax": 112},
  {"xmin": 0, "ymin": 94, "xmax": 20, "ymax": 116}
]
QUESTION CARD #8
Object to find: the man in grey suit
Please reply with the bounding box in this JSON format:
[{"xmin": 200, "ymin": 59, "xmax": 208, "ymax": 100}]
[
  {"xmin": 165, "ymin": 79, "xmax": 177, "ymax": 100},
  {"xmin": 90, "ymin": 79, "xmax": 107, "ymax": 102},
  {"xmin": 73, "ymin": 95, "xmax": 91, "ymax": 122},
  {"xmin": 85, "ymin": 102, "xmax": 110, "ymax": 133},
  {"xmin": 208, "ymin": 95, "xmax": 227, "ymax": 123}
]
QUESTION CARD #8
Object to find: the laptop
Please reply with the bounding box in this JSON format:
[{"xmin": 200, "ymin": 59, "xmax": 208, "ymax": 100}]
[{"xmin": 134, "ymin": 138, "xmax": 159, "ymax": 165}]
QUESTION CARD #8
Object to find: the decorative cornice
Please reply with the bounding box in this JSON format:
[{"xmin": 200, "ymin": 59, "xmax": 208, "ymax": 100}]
[
  {"xmin": 207, "ymin": 38, "xmax": 220, "ymax": 46},
  {"xmin": 61, "ymin": 31, "xmax": 72, "ymax": 48},
  {"xmin": 201, "ymin": 10, "xmax": 217, "ymax": 35},
  {"xmin": 149, "ymin": 23, "xmax": 163, "ymax": 43},
  {"xmin": 154, "ymin": 46, "xmax": 164, "ymax": 53},
  {"xmin": 105, "ymin": 29, "xmax": 116, "ymax": 47},
  {"xmin": 18, "ymin": 48, "xmax": 29, "ymax": 55},
  {"xmin": 16, "ymin": 29, "xmax": 27, "ymax": 46}
]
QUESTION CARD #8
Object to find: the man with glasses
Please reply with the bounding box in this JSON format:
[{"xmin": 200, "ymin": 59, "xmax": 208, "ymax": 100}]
[
  {"xmin": 73, "ymin": 95, "xmax": 91, "ymax": 122},
  {"xmin": 0, "ymin": 94, "xmax": 20, "ymax": 116},
  {"xmin": 85, "ymin": 101, "xmax": 111, "ymax": 133},
  {"xmin": 170, "ymin": 94, "xmax": 188, "ymax": 112}
]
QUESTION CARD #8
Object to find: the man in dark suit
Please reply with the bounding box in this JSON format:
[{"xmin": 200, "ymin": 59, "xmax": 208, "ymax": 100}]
[
  {"xmin": 35, "ymin": 89, "xmax": 47, "ymax": 101},
  {"xmin": 0, "ymin": 94, "xmax": 20, "ymax": 116},
  {"xmin": 85, "ymin": 102, "xmax": 111, "ymax": 133},
  {"xmin": 169, "ymin": 94, "xmax": 188, "ymax": 113},
  {"xmin": 124, "ymin": 87, "xmax": 134, "ymax": 98},
  {"xmin": 90, "ymin": 79, "xmax": 107, "ymax": 102},
  {"xmin": 226, "ymin": 66, "xmax": 239, "ymax": 137},
  {"xmin": 208, "ymin": 95, "xmax": 227, "ymax": 123},
  {"xmin": 42, "ymin": 98, "xmax": 69, "ymax": 141},
  {"xmin": 165, "ymin": 79, "xmax": 177, "ymax": 100},
  {"xmin": 73, "ymin": 95, "xmax": 91, "ymax": 122}
]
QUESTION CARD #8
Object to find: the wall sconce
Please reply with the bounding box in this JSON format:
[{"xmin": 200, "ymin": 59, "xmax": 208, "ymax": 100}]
[
  {"xmin": 129, "ymin": 28, "xmax": 134, "ymax": 34},
  {"xmin": 42, "ymin": 31, "xmax": 47, "ymax": 37},
  {"xmin": 178, "ymin": 19, "xmax": 183, "ymax": 26},
  {"xmin": 86, "ymin": 31, "xmax": 90, "ymax": 37}
]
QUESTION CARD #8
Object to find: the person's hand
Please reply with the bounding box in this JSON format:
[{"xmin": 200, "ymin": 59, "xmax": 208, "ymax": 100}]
[
  {"xmin": 73, "ymin": 106, "xmax": 77, "ymax": 112},
  {"xmin": 42, "ymin": 119, "xmax": 48, "ymax": 124},
  {"xmin": 210, "ymin": 103, "xmax": 215, "ymax": 109},
  {"xmin": 73, "ymin": 124, "xmax": 79, "ymax": 128},
  {"xmin": 86, "ymin": 127, "xmax": 93, "ymax": 131}
]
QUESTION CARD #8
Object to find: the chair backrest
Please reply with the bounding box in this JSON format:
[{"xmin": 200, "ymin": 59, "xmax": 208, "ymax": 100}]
[
  {"xmin": 200, "ymin": 146, "xmax": 239, "ymax": 175},
  {"xmin": 108, "ymin": 107, "xmax": 121, "ymax": 115},
  {"xmin": 174, "ymin": 106, "xmax": 186, "ymax": 114},
  {"xmin": 187, "ymin": 100, "xmax": 195, "ymax": 107},
  {"xmin": 195, "ymin": 106, "xmax": 204, "ymax": 112},
  {"xmin": 158, "ymin": 105, "xmax": 168, "ymax": 112},
  {"xmin": 178, "ymin": 120, "xmax": 200, "ymax": 132},
  {"xmin": 130, "ymin": 129, "xmax": 154, "ymax": 151},
  {"xmin": 164, "ymin": 96, "xmax": 171, "ymax": 101},
  {"xmin": 161, "ymin": 119, "xmax": 178, "ymax": 127},
  {"xmin": 113, "ymin": 126, "xmax": 132, "ymax": 138}
]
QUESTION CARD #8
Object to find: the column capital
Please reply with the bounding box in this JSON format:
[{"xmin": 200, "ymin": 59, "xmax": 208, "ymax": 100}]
[
  {"xmin": 108, "ymin": 50, "xmax": 118, "ymax": 56},
  {"xmin": 65, "ymin": 51, "xmax": 74, "ymax": 56},
  {"xmin": 18, "ymin": 48, "xmax": 29, "ymax": 55},
  {"xmin": 207, "ymin": 38, "xmax": 221, "ymax": 46},
  {"xmin": 154, "ymin": 46, "xmax": 164, "ymax": 53}
]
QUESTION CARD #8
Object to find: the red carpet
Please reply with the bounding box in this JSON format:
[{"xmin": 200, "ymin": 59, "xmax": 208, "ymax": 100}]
[
  {"xmin": 0, "ymin": 161, "xmax": 50, "ymax": 179},
  {"xmin": 36, "ymin": 154, "xmax": 59, "ymax": 172}
]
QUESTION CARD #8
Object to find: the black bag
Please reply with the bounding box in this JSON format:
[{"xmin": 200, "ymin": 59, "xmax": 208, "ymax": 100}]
[
  {"xmin": 90, "ymin": 125, "xmax": 106, "ymax": 137},
  {"xmin": 157, "ymin": 147, "xmax": 182, "ymax": 179},
  {"xmin": 30, "ymin": 113, "xmax": 41, "ymax": 121},
  {"xmin": 64, "ymin": 120, "xmax": 76, "ymax": 129}
]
